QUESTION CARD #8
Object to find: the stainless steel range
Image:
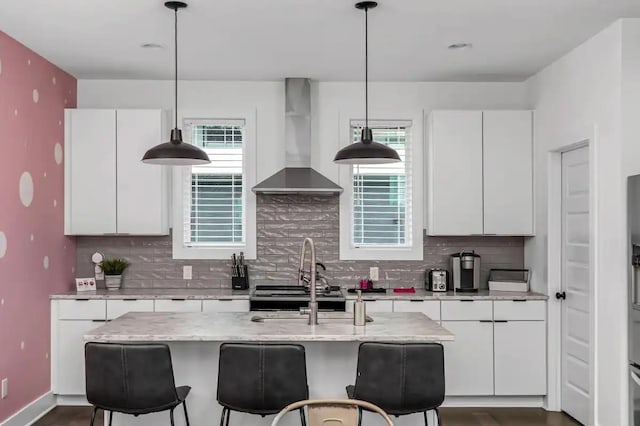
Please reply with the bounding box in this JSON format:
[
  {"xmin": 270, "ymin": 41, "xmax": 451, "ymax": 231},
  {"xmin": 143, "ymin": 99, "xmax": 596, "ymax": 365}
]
[{"xmin": 250, "ymin": 285, "xmax": 346, "ymax": 312}]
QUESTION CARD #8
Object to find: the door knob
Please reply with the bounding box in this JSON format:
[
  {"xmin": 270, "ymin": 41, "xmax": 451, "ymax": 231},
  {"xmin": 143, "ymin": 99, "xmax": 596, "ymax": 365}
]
[{"xmin": 555, "ymin": 291, "xmax": 566, "ymax": 300}]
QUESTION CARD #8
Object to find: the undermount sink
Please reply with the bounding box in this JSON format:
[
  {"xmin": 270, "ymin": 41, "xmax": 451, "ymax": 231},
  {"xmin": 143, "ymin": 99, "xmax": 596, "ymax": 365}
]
[{"xmin": 251, "ymin": 312, "xmax": 373, "ymax": 323}]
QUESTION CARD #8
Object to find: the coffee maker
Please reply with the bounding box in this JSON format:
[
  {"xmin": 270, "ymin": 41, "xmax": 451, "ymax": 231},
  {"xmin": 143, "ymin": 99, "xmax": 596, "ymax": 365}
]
[{"xmin": 451, "ymin": 251, "xmax": 481, "ymax": 292}]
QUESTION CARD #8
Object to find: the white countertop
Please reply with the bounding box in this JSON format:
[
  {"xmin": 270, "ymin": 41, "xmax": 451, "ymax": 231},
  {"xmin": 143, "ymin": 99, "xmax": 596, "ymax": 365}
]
[
  {"xmin": 83, "ymin": 311, "xmax": 455, "ymax": 343},
  {"xmin": 51, "ymin": 287, "xmax": 546, "ymax": 300}
]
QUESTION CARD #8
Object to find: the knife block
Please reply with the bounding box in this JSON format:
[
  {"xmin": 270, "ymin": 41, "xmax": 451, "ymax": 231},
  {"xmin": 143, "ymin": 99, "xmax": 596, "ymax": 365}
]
[{"xmin": 232, "ymin": 266, "xmax": 249, "ymax": 290}]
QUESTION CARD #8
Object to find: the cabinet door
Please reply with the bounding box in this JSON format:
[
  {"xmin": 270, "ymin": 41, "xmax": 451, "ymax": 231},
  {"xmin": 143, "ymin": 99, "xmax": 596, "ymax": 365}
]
[
  {"xmin": 65, "ymin": 109, "xmax": 117, "ymax": 234},
  {"xmin": 441, "ymin": 320, "xmax": 494, "ymax": 395},
  {"xmin": 392, "ymin": 300, "xmax": 440, "ymax": 321},
  {"xmin": 106, "ymin": 299, "xmax": 154, "ymax": 320},
  {"xmin": 55, "ymin": 320, "xmax": 105, "ymax": 395},
  {"xmin": 361, "ymin": 299, "xmax": 394, "ymax": 313},
  {"xmin": 154, "ymin": 299, "xmax": 202, "ymax": 312},
  {"xmin": 483, "ymin": 111, "xmax": 533, "ymax": 235},
  {"xmin": 116, "ymin": 110, "xmax": 169, "ymax": 235},
  {"xmin": 427, "ymin": 111, "xmax": 483, "ymax": 235},
  {"xmin": 202, "ymin": 300, "xmax": 250, "ymax": 312},
  {"xmin": 494, "ymin": 321, "xmax": 547, "ymax": 395}
]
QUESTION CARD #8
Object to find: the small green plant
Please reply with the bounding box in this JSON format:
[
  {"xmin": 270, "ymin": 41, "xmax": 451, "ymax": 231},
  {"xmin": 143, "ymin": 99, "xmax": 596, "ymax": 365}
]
[{"xmin": 99, "ymin": 258, "xmax": 130, "ymax": 276}]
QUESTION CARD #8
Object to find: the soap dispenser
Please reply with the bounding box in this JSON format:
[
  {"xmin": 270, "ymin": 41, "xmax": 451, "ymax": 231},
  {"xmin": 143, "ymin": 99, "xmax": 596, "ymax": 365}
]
[{"xmin": 354, "ymin": 290, "xmax": 366, "ymax": 326}]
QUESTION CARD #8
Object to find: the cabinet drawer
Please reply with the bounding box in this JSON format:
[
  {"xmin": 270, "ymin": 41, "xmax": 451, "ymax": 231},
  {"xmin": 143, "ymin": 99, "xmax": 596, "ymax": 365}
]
[
  {"xmin": 106, "ymin": 299, "xmax": 154, "ymax": 319},
  {"xmin": 494, "ymin": 300, "xmax": 546, "ymax": 321},
  {"xmin": 360, "ymin": 299, "xmax": 393, "ymax": 313},
  {"xmin": 57, "ymin": 300, "xmax": 106, "ymax": 320},
  {"xmin": 441, "ymin": 300, "xmax": 492, "ymax": 321},
  {"xmin": 202, "ymin": 299, "xmax": 249, "ymax": 313},
  {"xmin": 393, "ymin": 300, "xmax": 441, "ymax": 320},
  {"xmin": 154, "ymin": 299, "xmax": 202, "ymax": 312}
]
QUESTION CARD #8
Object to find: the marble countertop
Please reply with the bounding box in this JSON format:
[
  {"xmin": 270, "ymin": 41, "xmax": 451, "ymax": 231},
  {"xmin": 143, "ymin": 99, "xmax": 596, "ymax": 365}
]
[
  {"xmin": 84, "ymin": 312, "xmax": 455, "ymax": 343},
  {"xmin": 50, "ymin": 288, "xmax": 250, "ymax": 300},
  {"xmin": 345, "ymin": 289, "xmax": 548, "ymax": 300},
  {"xmin": 51, "ymin": 287, "xmax": 546, "ymax": 301}
]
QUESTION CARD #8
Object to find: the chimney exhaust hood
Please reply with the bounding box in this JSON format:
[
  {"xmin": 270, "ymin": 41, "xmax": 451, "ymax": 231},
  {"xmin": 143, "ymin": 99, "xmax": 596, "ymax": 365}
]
[{"xmin": 252, "ymin": 78, "xmax": 343, "ymax": 195}]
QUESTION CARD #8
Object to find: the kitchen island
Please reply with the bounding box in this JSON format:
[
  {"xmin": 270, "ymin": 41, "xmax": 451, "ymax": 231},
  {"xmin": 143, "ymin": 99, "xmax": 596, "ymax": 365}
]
[{"xmin": 84, "ymin": 311, "xmax": 453, "ymax": 426}]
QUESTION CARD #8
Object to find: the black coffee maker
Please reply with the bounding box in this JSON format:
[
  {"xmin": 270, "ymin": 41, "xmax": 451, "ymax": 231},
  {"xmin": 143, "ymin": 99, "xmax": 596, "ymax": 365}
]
[{"xmin": 450, "ymin": 251, "xmax": 481, "ymax": 292}]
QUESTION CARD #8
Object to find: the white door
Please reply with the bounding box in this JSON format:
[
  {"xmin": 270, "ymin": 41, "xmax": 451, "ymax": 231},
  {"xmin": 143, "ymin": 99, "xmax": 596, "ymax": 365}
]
[
  {"xmin": 561, "ymin": 146, "xmax": 590, "ymax": 424},
  {"xmin": 483, "ymin": 110, "xmax": 533, "ymax": 235},
  {"xmin": 426, "ymin": 111, "xmax": 483, "ymax": 235}
]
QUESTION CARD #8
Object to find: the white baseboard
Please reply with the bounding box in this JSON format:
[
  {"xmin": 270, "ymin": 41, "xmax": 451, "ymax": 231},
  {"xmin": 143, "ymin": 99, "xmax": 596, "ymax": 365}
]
[
  {"xmin": 0, "ymin": 392, "xmax": 56, "ymax": 426},
  {"xmin": 55, "ymin": 395, "xmax": 89, "ymax": 406},
  {"xmin": 443, "ymin": 396, "xmax": 545, "ymax": 407}
]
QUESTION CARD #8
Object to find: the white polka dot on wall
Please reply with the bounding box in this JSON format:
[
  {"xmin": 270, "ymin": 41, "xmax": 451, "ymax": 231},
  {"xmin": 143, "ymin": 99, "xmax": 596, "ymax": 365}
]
[
  {"xmin": 19, "ymin": 172, "xmax": 34, "ymax": 207},
  {"xmin": 43, "ymin": 256, "xmax": 49, "ymax": 270},
  {"xmin": 30, "ymin": 234, "xmax": 34, "ymax": 242},
  {"xmin": 52, "ymin": 76, "xmax": 56, "ymax": 85},
  {"xmin": 33, "ymin": 89, "xmax": 39, "ymax": 103},
  {"xmin": 46, "ymin": 353, "xmax": 49, "ymax": 359},
  {"xmin": 0, "ymin": 299, "xmax": 4, "ymax": 305},
  {"xmin": 0, "ymin": 231, "xmax": 6, "ymax": 258},
  {"xmin": 58, "ymin": 120, "xmax": 62, "ymax": 126},
  {"xmin": 53, "ymin": 199, "xmax": 57, "ymax": 207},
  {"xmin": 54, "ymin": 143, "xmax": 63, "ymax": 165},
  {"xmin": 0, "ymin": 58, "xmax": 2, "ymax": 76},
  {"xmin": 72, "ymin": 266, "xmax": 75, "ymax": 273},
  {"xmin": 14, "ymin": 109, "xmax": 18, "ymax": 116},
  {"xmin": 27, "ymin": 59, "xmax": 31, "ymax": 65},
  {"xmin": 20, "ymin": 341, "xmax": 25, "ymax": 351},
  {"xmin": 64, "ymin": 98, "xmax": 68, "ymax": 105},
  {"xmin": 43, "ymin": 172, "xmax": 47, "ymax": 178}
]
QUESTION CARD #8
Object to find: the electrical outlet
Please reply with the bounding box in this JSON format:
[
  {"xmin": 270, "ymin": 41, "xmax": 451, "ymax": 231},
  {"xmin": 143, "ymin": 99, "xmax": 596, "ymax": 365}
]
[
  {"xmin": 183, "ymin": 265, "xmax": 192, "ymax": 280},
  {"xmin": 2, "ymin": 378, "xmax": 8, "ymax": 399},
  {"xmin": 369, "ymin": 267, "xmax": 379, "ymax": 281}
]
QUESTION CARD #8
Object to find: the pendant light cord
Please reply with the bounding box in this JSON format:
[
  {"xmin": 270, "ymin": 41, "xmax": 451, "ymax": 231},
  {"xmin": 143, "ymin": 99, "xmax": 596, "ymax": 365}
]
[
  {"xmin": 364, "ymin": 5, "xmax": 369, "ymax": 129},
  {"xmin": 174, "ymin": 7, "xmax": 178, "ymax": 130}
]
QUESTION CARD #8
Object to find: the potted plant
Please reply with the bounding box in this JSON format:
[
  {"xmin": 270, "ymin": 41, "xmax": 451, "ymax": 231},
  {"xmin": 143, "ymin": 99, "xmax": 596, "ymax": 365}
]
[{"xmin": 99, "ymin": 258, "xmax": 130, "ymax": 291}]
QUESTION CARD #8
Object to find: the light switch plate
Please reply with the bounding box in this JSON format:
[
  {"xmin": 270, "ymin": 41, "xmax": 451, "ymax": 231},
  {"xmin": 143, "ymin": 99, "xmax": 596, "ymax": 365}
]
[
  {"xmin": 369, "ymin": 267, "xmax": 379, "ymax": 281},
  {"xmin": 1, "ymin": 378, "xmax": 7, "ymax": 399},
  {"xmin": 183, "ymin": 265, "xmax": 192, "ymax": 280}
]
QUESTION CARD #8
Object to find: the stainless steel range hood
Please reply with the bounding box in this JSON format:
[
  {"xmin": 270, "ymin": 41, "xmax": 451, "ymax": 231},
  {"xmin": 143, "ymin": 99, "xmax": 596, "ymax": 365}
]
[{"xmin": 252, "ymin": 78, "xmax": 343, "ymax": 195}]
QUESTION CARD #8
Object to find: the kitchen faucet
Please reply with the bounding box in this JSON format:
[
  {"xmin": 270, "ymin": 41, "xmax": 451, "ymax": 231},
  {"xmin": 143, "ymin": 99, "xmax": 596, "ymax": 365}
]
[{"xmin": 298, "ymin": 237, "xmax": 318, "ymax": 325}]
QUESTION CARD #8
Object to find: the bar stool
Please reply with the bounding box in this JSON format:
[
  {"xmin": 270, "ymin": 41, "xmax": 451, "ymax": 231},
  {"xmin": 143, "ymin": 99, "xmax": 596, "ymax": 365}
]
[
  {"xmin": 217, "ymin": 343, "xmax": 309, "ymax": 425},
  {"xmin": 85, "ymin": 342, "xmax": 191, "ymax": 426},
  {"xmin": 345, "ymin": 342, "xmax": 445, "ymax": 426}
]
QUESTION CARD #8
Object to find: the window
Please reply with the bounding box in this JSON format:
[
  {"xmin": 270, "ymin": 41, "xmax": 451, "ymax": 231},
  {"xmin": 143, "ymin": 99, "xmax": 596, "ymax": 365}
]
[
  {"xmin": 339, "ymin": 117, "xmax": 422, "ymax": 261},
  {"xmin": 351, "ymin": 122, "xmax": 411, "ymax": 247},
  {"xmin": 173, "ymin": 115, "xmax": 256, "ymax": 260}
]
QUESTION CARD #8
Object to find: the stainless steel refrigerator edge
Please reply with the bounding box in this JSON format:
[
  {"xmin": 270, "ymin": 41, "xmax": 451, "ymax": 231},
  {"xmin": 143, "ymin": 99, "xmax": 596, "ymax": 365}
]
[{"xmin": 628, "ymin": 175, "xmax": 640, "ymax": 425}]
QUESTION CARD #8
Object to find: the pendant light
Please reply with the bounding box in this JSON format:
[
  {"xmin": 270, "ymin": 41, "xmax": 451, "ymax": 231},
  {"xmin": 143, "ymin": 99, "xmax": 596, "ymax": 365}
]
[
  {"xmin": 142, "ymin": 1, "xmax": 210, "ymax": 165},
  {"xmin": 334, "ymin": 1, "xmax": 400, "ymax": 165}
]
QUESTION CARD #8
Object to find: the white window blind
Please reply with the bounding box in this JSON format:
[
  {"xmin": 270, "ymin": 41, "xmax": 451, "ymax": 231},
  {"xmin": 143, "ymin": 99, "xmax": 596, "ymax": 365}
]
[
  {"xmin": 183, "ymin": 119, "xmax": 246, "ymax": 246},
  {"xmin": 350, "ymin": 120, "xmax": 412, "ymax": 247}
]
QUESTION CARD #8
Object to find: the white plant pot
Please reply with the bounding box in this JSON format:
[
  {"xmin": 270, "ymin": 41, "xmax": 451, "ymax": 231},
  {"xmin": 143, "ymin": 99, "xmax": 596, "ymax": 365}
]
[{"xmin": 105, "ymin": 275, "xmax": 122, "ymax": 291}]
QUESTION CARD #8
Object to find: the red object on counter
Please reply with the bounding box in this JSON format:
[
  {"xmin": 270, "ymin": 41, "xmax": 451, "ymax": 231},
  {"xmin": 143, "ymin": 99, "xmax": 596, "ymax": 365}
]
[
  {"xmin": 360, "ymin": 279, "xmax": 369, "ymax": 290},
  {"xmin": 393, "ymin": 287, "xmax": 416, "ymax": 293}
]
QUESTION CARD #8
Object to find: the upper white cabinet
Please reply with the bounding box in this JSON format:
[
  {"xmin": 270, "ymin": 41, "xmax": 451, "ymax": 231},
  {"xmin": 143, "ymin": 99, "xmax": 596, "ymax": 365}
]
[
  {"xmin": 483, "ymin": 111, "xmax": 533, "ymax": 235},
  {"xmin": 65, "ymin": 109, "xmax": 169, "ymax": 235},
  {"xmin": 426, "ymin": 111, "xmax": 484, "ymax": 235},
  {"xmin": 426, "ymin": 110, "xmax": 533, "ymax": 236}
]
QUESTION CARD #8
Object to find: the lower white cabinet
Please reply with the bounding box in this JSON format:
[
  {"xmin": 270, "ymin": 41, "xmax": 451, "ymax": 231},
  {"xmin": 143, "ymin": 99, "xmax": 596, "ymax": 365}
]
[
  {"xmin": 202, "ymin": 299, "xmax": 250, "ymax": 312},
  {"xmin": 392, "ymin": 300, "xmax": 441, "ymax": 321},
  {"xmin": 55, "ymin": 319, "xmax": 107, "ymax": 395},
  {"xmin": 154, "ymin": 299, "xmax": 203, "ymax": 312},
  {"xmin": 360, "ymin": 299, "xmax": 394, "ymax": 313},
  {"xmin": 494, "ymin": 321, "xmax": 547, "ymax": 395},
  {"xmin": 106, "ymin": 299, "xmax": 154, "ymax": 320},
  {"xmin": 441, "ymin": 320, "xmax": 495, "ymax": 395}
]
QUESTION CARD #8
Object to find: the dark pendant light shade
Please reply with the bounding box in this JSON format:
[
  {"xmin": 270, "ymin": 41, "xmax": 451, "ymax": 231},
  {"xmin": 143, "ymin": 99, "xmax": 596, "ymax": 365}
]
[
  {"xmin": 333, "ymin": 1, "xmax": 400, "ymax": 165},
  {"xmin": 142, "ymin": 1, "xmax": 210, "ymax": 165}
]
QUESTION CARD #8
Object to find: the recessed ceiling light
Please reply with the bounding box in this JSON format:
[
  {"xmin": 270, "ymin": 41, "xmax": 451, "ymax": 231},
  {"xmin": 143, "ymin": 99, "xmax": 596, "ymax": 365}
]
[
  {"xmin": 140, "ymin": 43, "xmax": 165, "ymax": 50},
  {"xmin": 448, "ymin": 43, "xmax": 473, "ymax": 50}
]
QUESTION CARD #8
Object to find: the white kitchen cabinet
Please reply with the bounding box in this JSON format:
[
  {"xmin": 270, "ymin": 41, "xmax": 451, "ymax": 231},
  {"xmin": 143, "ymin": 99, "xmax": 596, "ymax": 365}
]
[
  {"xmin": 426, "ymin": 110, "xmax": 483, "ymax": 235},
  {"xmin": 202, "ymin": 299, "xmax": 250, "ymax": 312},
  {"xmin": 106, "ymin": 299, "xmax": 154, "ymax": 320},
  {"xmin": 426, "ymin": 110, "xmax": 534, "ymax": 236},
  {"xmin": 64, "ymin": 109, "xmax": 169, "ymax": 236},
  {"xmin": 116, "ymin": 110, "xmax": 169, "ymax": 234},
  {"xmin": 392, "ymin": 300, "xmax": 440, "ymax": 321},
  {"xmin": 441, "ymin": 320, "xmax": 494, "ymax": 395},
  {"xmin": 65, "ymin": 109, "xmax": 117, "ymax": 234},
  {"xmin": 483, "ymin": 111, "xmax": 533, "ymax": 235},
  {"xmin": 154, "ymin": 299, "xmax": 203, "ymax": 312},
  {"xmin": 361, "ymin": 299, "xmax": 394, "ymax": 313},
  {"xmin": 441, "ymin": 300, "xmax": 493, "ymax": 321},
  {"xmin": 55, "ymin": 319, "xmax": 106, "ymax": 395},
  {"xmin": 494, "ymin": 321, "xmax": 546, "ymax": 395}
]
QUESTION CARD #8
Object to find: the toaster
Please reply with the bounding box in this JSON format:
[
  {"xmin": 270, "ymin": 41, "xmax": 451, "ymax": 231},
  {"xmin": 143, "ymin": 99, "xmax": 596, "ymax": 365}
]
[{"xmin": 425, "ymin": 269, "xmax": 449, "ymax": 292}]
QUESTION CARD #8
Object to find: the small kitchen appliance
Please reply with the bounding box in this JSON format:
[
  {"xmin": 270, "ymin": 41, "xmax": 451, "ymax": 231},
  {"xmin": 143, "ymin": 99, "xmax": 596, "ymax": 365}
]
[
  {"xmin": 425, "ymin": 269, "xmax": 449, "ymax": 292},
  {"xmin": 451, "ymin": 251, "xmax": 481, "ymax": 292}
]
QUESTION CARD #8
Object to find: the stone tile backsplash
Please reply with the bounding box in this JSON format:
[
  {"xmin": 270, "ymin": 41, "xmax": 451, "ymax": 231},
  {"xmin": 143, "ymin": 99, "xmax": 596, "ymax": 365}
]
[{"xmin": 76, "ymin": 195, "xmax": 524, "ymax": 290}]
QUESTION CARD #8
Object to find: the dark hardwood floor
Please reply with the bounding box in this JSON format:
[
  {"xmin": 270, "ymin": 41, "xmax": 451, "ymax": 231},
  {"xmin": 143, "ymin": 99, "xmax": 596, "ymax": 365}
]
[{"xmin": 34, "ymin": 406, "xmax": 582, "ymax": 426}]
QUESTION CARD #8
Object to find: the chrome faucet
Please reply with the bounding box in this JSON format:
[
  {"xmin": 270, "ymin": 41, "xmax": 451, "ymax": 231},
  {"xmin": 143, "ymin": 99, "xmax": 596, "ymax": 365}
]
[{"xmin": 298, "ymin": 237, "xmax": 318, "ymax": 325}]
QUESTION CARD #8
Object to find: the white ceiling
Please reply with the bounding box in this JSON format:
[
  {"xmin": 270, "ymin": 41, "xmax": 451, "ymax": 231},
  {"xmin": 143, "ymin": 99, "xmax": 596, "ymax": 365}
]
[{"xmin": 1, "ymin": 0, "xmax": 639, "ymax": 81}]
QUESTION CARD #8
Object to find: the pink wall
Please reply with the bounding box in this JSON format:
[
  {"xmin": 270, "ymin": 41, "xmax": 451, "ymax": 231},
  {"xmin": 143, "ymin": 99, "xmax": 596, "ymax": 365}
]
[{"xmin": 0, "ymin": 32, "xmax": 77, "ymax": 421}]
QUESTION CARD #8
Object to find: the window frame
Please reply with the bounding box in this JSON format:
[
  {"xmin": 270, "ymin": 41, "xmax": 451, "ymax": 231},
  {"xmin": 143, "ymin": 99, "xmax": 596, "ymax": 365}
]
[
  {"xmin": 338, "ymin": 111, "xmax": 423, "ymax": 261},
  {"xmin": 172, "ymin": 109, "xmax": 257, "ymax": 260}
]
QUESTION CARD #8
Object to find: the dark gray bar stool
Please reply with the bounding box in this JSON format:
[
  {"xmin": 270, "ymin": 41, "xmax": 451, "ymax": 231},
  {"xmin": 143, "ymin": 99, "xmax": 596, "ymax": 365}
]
[
  {"xmin": 346, "ymin": 342, "xmax": 445, "ymax": 426},
  {"xmin": 85, "ymin": 342, "xmax": 191, "ymax": 426},
  {"xmin": 217, "ymin": 343, "xmax": 309, "ymax": 425}
]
